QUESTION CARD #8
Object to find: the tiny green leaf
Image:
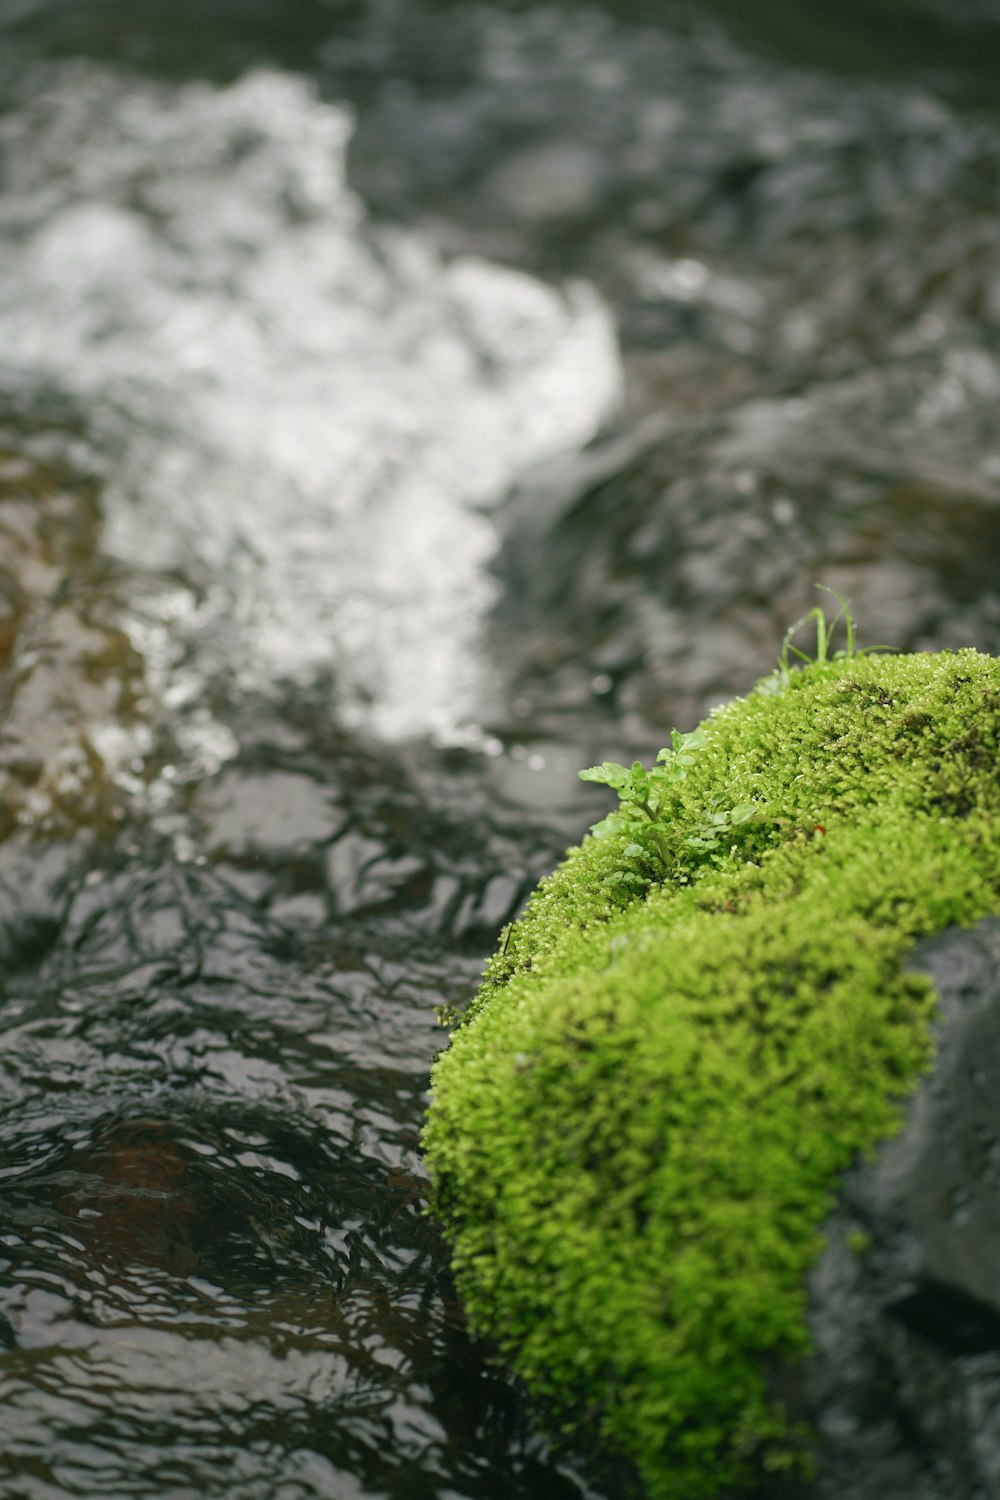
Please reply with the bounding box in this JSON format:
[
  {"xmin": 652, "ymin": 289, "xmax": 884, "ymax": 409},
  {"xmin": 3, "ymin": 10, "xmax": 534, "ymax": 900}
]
[
  {"xmin": 590, "ymin": 813, "xmax": 629, "ymax": 840},
  {"xmin": 579, "ymin": 761, "xmax": 631, "ymax": 789}
]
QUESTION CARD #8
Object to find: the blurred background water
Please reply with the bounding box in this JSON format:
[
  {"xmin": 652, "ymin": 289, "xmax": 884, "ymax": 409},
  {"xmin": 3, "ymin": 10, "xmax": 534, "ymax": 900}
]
[{"xmin": 0, "ymin": 2, "xmax": 998, "ymax": 1495}]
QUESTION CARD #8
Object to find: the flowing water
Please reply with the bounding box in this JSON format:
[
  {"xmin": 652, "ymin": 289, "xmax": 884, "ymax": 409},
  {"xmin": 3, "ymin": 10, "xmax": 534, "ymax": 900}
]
[{"xmin": 1, "ymin": 2, "xmax": 999, "ymax": 1496}]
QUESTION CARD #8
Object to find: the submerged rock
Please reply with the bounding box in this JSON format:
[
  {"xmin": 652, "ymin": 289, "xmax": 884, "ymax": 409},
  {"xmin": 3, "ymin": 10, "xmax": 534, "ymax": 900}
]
[
  {"xmin": 423, "ymin": 647, "xmax": 1000, "ymax": 1498},
  {"xmin": 0, "ymin": 443, "xmax": 148, "ymax": 841}
]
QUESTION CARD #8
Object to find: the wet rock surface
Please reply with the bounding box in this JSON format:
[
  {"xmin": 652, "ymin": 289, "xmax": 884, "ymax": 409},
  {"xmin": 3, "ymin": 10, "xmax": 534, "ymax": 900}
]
[
  {"xmin": 497, "ymin": 430, "xmax": 1000, "ymax": 734},
  {"xmin": 806, "ymin": 921, "xmax": 1000, "ymax": 1500}
]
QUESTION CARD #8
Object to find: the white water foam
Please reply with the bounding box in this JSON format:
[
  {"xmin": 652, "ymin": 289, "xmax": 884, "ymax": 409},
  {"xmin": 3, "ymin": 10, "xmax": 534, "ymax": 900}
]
[{"xmin": 0, "ymin": 66, "xmax": 620, "ymax": 740}]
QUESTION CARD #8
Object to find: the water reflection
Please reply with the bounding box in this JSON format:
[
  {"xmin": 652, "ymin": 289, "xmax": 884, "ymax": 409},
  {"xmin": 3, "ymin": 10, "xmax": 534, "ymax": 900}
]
[{"xmin": 0, "ymin": 843, "xmax": 614, "ymax": 1498}]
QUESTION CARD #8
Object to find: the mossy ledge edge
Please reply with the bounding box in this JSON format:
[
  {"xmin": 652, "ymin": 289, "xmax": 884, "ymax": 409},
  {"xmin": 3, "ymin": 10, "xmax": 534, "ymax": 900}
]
[{"xmin": 422, "ymin": 649, "xmax": 1000, "ymax": 1498}]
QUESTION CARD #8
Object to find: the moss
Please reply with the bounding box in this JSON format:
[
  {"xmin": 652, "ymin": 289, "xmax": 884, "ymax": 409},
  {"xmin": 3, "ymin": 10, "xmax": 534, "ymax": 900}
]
[{"xmin": 422, "ymin": 649, "xmax": 1000, "ymax": 1498}]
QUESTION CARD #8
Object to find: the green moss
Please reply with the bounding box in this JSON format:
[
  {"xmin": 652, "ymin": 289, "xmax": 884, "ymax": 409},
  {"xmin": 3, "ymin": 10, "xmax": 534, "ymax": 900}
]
[{"xmin": 423, "ymin": 649, "xmax": 1000, "ymax": 1497}]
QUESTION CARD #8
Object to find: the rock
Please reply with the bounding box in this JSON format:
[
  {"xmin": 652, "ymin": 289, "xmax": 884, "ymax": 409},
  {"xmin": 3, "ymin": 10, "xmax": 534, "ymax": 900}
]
[
  {"xmin": 806, "ymin": 918, "xmax": 1000, "ymax": 1500},
  {"xmin": 423, "ymin": 648, "xmax": 1000, "ymax": 1499}
]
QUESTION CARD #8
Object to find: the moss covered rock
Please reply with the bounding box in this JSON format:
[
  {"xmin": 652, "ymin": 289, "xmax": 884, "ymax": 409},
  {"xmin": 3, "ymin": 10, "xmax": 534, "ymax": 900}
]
[{"xmin": 423, "ymin": 648, "xmax": 1000, "ymax": 1498}]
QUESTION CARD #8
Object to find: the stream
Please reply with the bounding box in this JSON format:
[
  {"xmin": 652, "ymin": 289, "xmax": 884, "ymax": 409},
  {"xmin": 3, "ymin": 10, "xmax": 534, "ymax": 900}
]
[{"xmin": 1, "ymin": 2, "xmax": 999, "ymax": 1496}]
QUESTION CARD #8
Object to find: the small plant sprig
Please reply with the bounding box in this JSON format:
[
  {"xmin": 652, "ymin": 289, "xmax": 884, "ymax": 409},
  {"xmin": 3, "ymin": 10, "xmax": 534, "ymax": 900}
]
[
  {"xmin": 776, "ymin": 585, "xmax": 889, "ymax": 681},
  {"xmin": 578, "ymin": 592, "xmax": 880, "ymax": 891},
  {"xmin": 579, "ymin": 729, "xmax": 755, "ymax": 888}
]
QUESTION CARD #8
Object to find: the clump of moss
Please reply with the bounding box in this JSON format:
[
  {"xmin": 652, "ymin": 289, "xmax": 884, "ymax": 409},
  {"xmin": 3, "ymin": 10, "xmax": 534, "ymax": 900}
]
[{"xmin": 423, "ymin": 649, "xmax": 1000, "ymax": 1498}]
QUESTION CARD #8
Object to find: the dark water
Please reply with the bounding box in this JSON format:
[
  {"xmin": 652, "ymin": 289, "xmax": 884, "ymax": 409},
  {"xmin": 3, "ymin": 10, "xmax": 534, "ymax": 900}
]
[{"xmin": 1, "ymin": 2, "xmax": 999, "ymax": 1495}]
